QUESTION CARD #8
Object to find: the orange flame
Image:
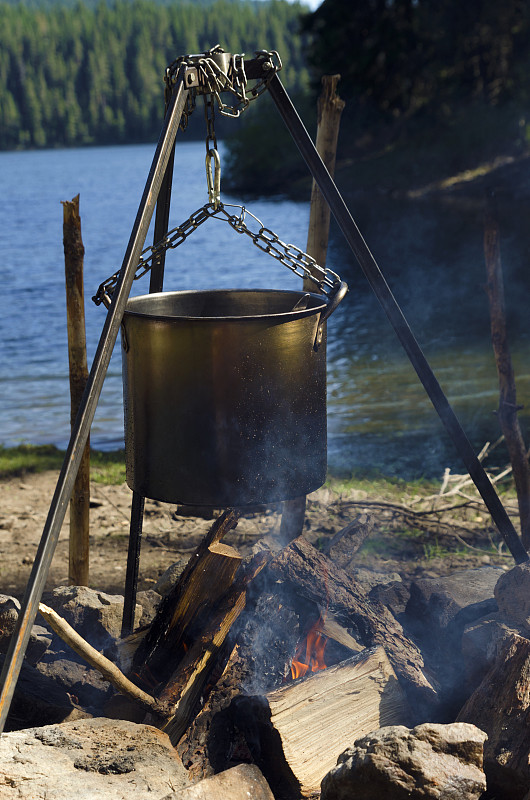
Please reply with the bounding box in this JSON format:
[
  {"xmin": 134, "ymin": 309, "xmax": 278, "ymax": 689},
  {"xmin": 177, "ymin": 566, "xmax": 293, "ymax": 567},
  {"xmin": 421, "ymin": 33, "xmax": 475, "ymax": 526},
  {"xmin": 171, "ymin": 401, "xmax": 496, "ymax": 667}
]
[{"xmin": 290, "ymin": 616, "xmax": 328, "ymax": 680}]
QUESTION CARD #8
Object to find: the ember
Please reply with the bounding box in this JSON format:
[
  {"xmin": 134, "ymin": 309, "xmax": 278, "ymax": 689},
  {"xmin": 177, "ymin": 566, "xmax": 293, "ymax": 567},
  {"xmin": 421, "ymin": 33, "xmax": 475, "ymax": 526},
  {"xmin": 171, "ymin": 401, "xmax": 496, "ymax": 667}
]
[{"xmin": 290, "ymin": 615, "xmax": 328, "ymax": 680}]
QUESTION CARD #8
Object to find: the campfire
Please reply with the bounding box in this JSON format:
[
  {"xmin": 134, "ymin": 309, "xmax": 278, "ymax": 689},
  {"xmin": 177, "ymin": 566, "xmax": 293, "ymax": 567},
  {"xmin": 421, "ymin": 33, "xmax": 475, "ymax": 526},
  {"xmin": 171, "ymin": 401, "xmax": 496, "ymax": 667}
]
[{"xmin": 2, "ymin": 503, "xmax": 530, "ymax": 800}]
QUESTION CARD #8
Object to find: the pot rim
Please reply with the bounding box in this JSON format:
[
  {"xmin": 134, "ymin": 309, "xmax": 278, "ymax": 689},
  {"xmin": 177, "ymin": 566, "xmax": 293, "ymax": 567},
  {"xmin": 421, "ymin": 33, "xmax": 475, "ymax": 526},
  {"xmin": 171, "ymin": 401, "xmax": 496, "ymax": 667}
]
[{"xmin": 124, "ymin": 287, "xmax": 329, "ymax": 322}]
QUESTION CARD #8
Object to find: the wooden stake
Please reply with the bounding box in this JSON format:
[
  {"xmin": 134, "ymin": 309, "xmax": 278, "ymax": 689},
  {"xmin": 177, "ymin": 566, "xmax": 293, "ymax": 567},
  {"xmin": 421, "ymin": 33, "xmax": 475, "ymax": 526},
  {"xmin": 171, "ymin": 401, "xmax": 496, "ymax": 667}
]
[
  {"xmin": 484, "ymin": 191, "xmax": 530, "ymax": 550},
  {"xmin": 62, "ymin": 194, "xmax": 90, "ymax": 585},
  {"xmin": 304, "ymin": 74, "xmax": 345, "ymax": 286},
  {"xmin": 281, "ymin": 75, "xmax": 345, "ymax": 543}
]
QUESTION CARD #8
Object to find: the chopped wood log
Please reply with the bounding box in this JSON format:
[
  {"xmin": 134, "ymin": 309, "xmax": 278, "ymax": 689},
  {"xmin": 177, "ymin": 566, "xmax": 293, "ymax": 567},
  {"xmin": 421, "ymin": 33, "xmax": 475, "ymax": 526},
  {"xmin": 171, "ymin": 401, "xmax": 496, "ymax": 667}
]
[
  {"xmin": 267, "ymin": 536, "xmax": 438, "ymax": 715},
  {"xmin": 131, "ymin": 510, "xmax": 241, "ymax": 689},
  {"xmin": 157, "ymin": 551, "xmax": 272, "ymax": 745},
  {"xmin": 233, "ymin": 646, "xmax": 409, "ymax": 798},
  {"xmin": 457, "ymin": 632, "xmax": 530, "ymax": 799},
  {"xmin": 163, "ymin": 764, "xmax": 274, "ymax": 800}
]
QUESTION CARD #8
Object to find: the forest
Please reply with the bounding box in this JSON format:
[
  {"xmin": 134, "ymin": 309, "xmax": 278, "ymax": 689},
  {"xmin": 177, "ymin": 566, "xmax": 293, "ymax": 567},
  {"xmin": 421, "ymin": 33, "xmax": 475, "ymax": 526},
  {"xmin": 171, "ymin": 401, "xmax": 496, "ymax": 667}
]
[
  {"xmin": 2, "ymin": 0, "xmax": 530, "ymax": 187},
  {"xmin": 0, "ymin": 0, "xmax": 310, "ymax": 150}
]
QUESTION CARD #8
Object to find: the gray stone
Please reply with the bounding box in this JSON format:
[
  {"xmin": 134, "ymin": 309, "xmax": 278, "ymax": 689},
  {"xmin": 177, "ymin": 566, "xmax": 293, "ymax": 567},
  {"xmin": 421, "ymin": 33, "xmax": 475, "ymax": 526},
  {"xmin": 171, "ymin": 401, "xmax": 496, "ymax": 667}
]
[
  {"xmin": 369, "ymin": 580, "xmax": 411, "ymax": 619},
  {"xmin": 494, "ymin": 561, "xmax": 530, "ymax": 632},
  {"xmin": 47, "ymin": 585, "xmax": 141, "ymax": 648},
  {"xmin": 0, "ymin": 653, "xmax": 91, "ymax": 731},
  {"xmin": 351, "ymin": 567, "xmax": 403, "ymax": 594},
  {"xmin": 405, "ymin": 567, "xmax": 503, "ymax": 647},
  {"xmin": 36, "ymin": 654, "xmax": 111, "ymax": 710},
  {"xmin": 0, "ymin": 717, "xmax": 190, "ymax": 799},
  {"xmin": 161, "ymin": 764, "xmax": 275, "ymax": 799},
  {"xmin": 136, "ymin": 588, "xmax": 162, "ymax": 626},
  {"xmin": 320, "ymin": 722, "xmax": 487, "ymax": 800},
  {"xmin": 0, "ymin": 595, "xmax": 52, "ymax": 665},
  {"xmin": 154, "ymin": 560, "xmax": 186, "ymax": 595}
]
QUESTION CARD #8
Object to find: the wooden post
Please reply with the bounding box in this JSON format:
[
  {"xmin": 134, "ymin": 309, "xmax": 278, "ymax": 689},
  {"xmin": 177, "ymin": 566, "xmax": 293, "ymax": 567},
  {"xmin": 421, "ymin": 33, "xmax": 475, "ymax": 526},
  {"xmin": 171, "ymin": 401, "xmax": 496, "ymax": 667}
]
[
  {"xmin": 304, "ymin": 74, "xmax": 345, "ymax": 286},
  {"xmin": 280, "ymin": 75, "xmax": 345, "ymax": 544},
  {"xmin": 62, "ymin": 194, "xmax": 90, "ymax": 585},
  {"xmin": 484, "ymin": 191, "xmax": 530, "ymax": 550}
]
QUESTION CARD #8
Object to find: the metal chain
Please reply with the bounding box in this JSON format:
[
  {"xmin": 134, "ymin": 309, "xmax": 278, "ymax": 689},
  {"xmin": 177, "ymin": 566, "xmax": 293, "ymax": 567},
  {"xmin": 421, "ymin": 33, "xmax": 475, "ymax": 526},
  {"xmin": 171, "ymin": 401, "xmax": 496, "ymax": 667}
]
[
  {"xmin": 165, "ymin": 46, "xmax": 281, "ymax": 119},
  {"xmin": 93, "ymin": 202, "xmax": 342, "ymax": 308}
]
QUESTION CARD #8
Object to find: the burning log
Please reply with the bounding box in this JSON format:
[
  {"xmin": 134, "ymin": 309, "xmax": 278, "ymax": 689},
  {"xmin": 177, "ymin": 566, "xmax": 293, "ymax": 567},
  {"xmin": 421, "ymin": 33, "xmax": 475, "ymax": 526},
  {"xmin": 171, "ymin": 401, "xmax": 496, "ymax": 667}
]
[
  {"xmin": 267, "ymin": 536, "xmax": 438, "ymax": 714},
  {"xmin": 232, "ymin": 646, "xmax": 409, "ymax": 798},
  {"xmin": 131, "ymin": 510, "xmax": 241, "ymax": 690},
  {"xmin": 155, "ymin": 551, "xmax": 271, "ymax": 744}
]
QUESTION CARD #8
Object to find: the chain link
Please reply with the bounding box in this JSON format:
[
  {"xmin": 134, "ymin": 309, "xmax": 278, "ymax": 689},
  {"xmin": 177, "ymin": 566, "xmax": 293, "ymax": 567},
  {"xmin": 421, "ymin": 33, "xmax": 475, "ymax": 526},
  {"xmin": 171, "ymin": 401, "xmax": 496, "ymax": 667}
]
[
  {"xmin": 93, "ymin": 202, "xmax": 342, "ymax": 308},
  {"xmin": 165, "ymin": 46, "xmax": 281, "ymax": 119}
]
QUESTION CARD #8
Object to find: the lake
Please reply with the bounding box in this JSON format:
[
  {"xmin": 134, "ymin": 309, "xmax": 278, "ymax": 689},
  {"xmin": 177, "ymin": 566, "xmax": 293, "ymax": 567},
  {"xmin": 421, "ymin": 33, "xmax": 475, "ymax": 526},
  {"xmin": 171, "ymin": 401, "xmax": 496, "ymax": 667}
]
[{"xmin": 0, "ymin": 139, "xmax": 528, "ymax": 479}]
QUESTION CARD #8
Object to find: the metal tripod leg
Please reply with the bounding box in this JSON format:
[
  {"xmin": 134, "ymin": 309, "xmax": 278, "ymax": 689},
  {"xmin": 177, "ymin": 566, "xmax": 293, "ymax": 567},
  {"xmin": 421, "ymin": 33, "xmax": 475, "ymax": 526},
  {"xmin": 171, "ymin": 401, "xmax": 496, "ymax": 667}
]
[
  {"xmin": 0, "ymin": 68, "xmax": 194, "ymax": 733},
  {"xmin": 267, "ymin": 73, "xmax": 528, "ymax": 565},
  {"xmin": 121, "ymin": 492, "xmax": 145, "ymax": 638}
]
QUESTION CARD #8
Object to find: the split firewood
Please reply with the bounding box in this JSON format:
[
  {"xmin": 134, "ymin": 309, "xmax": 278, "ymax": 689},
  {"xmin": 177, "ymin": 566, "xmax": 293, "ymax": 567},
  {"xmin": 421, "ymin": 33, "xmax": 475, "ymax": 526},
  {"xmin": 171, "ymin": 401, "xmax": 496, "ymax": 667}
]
[
  {"xmin": 132, "ymin": 509, "xmax": 242, "ymax": 689},
  {"xmin": 155, "ymin": 551, "xmax": 272, "ymax": 745},
  {"xmin": 267, "ymin": 535, "xmax": 438, "ymax": 713},
  {"xmin": 233, "ymin": 646, "xmax": 409, "ymax": 798},
  {"xmin": 38, "ymin": 603, "xmax": 169, "ymax": 719}
]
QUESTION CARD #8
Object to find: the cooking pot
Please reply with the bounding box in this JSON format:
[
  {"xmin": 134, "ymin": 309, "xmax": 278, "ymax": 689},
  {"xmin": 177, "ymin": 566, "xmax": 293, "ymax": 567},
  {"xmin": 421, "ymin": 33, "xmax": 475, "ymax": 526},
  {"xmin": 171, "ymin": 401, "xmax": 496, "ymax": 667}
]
[{"xmin": 121, "ymin": 287, "xmax": 343, "ymax": 507}]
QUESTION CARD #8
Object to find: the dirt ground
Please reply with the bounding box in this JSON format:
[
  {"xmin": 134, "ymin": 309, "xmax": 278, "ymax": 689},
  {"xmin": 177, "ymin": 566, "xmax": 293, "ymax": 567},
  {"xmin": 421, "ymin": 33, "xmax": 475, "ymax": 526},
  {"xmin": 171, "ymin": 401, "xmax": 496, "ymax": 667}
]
[{"xmin": 0, "ymin": 468, "xmax": 517, "ymax": 603}]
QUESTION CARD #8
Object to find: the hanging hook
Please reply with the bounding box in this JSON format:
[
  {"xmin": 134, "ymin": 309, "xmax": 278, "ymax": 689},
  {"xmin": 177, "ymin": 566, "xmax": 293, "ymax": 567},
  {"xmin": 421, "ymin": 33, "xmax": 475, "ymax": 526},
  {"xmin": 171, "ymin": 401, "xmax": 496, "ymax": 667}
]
[{"xmin": 206, "ymin": 148, "xmax": 221, "ymax": 210}]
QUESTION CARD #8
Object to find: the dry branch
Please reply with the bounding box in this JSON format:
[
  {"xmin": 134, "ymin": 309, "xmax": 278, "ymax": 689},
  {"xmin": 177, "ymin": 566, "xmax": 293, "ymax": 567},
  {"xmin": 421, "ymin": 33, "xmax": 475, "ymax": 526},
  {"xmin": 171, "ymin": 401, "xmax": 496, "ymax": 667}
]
[{"xmin": 38, "ymin": 603, "xmax": 168, "ymax": 718}]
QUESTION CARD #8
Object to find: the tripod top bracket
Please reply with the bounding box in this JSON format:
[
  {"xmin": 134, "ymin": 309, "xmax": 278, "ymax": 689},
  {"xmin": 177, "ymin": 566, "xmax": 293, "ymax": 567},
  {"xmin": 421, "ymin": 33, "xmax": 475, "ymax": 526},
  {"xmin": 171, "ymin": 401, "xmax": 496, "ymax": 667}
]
[{"xmin": 165, "ymin": 46, "xmax": 282, "ymax": 118}]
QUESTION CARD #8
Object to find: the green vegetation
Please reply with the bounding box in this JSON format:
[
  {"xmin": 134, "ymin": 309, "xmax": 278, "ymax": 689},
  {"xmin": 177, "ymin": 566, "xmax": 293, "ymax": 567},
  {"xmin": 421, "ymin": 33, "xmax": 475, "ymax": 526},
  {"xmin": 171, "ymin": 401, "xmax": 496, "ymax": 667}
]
[
  {"xmin": 227, "ymin": 0, "xmax": 530, "ymax": 194},
  {"xmin": 0, "ymin": 444, "xmax": 125, "ymax": 482},
  {"xmin": 0, "ymin": 0, "xmax": 309, "ymax": 150}
]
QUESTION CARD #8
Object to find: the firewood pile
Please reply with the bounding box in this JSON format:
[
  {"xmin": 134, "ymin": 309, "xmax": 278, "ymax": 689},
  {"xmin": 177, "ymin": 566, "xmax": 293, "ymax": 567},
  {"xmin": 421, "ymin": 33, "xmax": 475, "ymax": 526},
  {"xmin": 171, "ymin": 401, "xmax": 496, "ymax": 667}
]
[{"xmin": 1, "ymin": 506, "xmax": 529, "ymax": 800}]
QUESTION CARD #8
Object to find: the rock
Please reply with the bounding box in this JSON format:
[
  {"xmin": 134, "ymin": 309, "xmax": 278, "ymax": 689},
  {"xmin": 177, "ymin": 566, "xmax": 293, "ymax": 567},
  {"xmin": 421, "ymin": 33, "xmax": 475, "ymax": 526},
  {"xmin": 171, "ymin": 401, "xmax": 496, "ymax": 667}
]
[
  {"xmin": 351, "ymin": 567, "xmax": 403, "ymax": 594},
  {"xmin": 0, "ymin": 653, "xmax": 91, "ymax": 731},
  {"xmin": 369, "ymin": 579, "xmax": 411, "ymax": 620},
  {"xmin": 136, "ymin": 588, "xmax": 162, "ymax": 626},
  {"xmin": 457, "ymin": 633, "xmax": 530, "ymax": 799},
  {"xmin": 153, "ymin": 560, "xmax": 186, "ymax": 595},
  {"xmin": 405, "ymin": 567, "xmax": 503, "ymax": 647},
  {"xmin": 160, "ymin": 764, "xmax": 274, "ymax": 799},
  {"xmin": 36, "ymin": 653, "xmax": 111, "ymax": 711},
  {"xmin": 0, "ymin": 594, "xmax": 52, "ymax": 665},
  {"xmin": 320, "ymin": 722, "xmax": 487, "ymax": 800},
  {"xmin": 46, "ymin": 586, "xmax": 141, "ymax": 648},
  {"xmin": 0, "ymin": 717, "xmax": 190, "ymax": 799},
  {"xmin": 494, "ymin": 561, "xmax": 530, "ymax": 632}
]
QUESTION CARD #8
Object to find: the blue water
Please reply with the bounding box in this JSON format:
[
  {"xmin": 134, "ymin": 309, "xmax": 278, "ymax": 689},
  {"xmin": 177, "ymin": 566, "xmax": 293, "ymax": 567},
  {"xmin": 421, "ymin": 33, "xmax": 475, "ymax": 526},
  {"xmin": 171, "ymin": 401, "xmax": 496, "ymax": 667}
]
[{"xmin": 1, "ymin": 140, "xmax": 529, "ymax": 478}]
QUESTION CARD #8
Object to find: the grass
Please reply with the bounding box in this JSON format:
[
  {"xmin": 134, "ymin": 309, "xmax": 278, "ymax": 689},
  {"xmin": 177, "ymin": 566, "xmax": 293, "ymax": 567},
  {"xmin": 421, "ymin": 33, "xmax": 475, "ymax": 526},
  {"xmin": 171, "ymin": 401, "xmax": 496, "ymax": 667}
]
[
  {"xmin": 324, "ymin": 468, "xmax": 438, "ymax": 502},
  {"xmin": 0, "ymin": 444, "xmax": 126, "ymax": 484}
]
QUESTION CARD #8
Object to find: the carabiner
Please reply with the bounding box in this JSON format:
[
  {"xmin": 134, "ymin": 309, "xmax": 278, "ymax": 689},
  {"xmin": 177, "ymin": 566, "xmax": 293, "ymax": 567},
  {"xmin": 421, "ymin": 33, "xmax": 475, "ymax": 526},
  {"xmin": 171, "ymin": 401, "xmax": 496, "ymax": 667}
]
[{"xmin": 206, "ymin": 148, "xmax": 221, "ymax": 210}]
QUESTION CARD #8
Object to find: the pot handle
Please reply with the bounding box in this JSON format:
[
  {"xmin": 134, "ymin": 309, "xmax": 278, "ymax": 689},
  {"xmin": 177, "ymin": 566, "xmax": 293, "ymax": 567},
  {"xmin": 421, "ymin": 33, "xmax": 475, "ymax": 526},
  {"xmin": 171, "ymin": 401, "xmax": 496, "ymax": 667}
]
[{"xmin": 314, "ymin": 281, "xmax": 348, "ymax": 350}]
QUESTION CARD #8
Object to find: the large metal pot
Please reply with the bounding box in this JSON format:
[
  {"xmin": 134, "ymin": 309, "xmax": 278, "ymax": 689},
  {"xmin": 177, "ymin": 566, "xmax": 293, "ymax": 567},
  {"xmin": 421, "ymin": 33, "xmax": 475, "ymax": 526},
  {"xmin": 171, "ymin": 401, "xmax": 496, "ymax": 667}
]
[{"xmin": 121, "ymin": 288, "xmax": 331, "ymax": 507}]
